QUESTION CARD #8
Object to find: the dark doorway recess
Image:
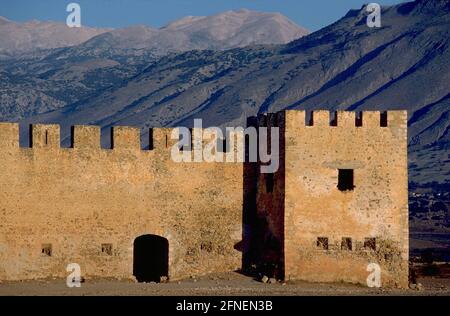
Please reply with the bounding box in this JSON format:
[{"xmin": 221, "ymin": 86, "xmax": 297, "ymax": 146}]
[{"xmin": 133, "ymin": 234, "xmax": 169, "ymax": 283}]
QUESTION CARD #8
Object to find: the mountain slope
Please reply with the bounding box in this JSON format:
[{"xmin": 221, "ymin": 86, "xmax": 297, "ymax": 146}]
[
  {"xmin": 20, "ymin": 0, "xmax": 449, "ymax": 186},
  {"xmin": 0, "ymin": 10, "xmax": 308, "ymax": 122}
]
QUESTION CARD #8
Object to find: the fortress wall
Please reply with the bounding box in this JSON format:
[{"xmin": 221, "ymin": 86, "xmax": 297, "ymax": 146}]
[
  {"xmin": 0, "ymin": 124, "xmax": 243, "ymax": 281},
  {"xmin": 283, "ymin": 110, "xmax": 409, "ymax": 287}
]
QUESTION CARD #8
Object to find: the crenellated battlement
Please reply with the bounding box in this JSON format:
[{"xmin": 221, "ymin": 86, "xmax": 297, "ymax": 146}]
[
  {"xmin": 31, "ymin": 124, "xmax": 60, "ymax": 148},
  {"xmin": 72, "ymin": 125, "xmax": 101, "ymax": 149},
  {"xmin": 111, "ymin": 126, "xmax": 141, "ymax": 151},
  {"xmin": 0, "ymin": 122, "xmax": 19, "ymax": 148},
  {"xmin": 0, "ymin": 123, "xmax": 186, "ymax": 153},
  {"xmin": 0, "ymin": 109, "xmax": 407, "ymax": 153},
  {"xmin": 0, "ymin": 110, "xmax": 407, "ymax": 152},
  {"xmin": 0, "ymin": 123, "xmax": 246, "ymax": 155},
  {"xmin": 284, "ymin": 110, "xmax": 407, "ymax": 129},
  {"xmin": 257, "ymin": 112, "xmax": 286, "ymax": 128}
]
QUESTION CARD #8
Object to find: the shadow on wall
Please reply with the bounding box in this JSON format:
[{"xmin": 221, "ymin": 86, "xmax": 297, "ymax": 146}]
[
  {"xmin": 133, "ymin": 234, "xmax": 169, "ymax": 283},
  {"xmin": 238, "ymin": 116, "xmax": 285, "ymax": 280}
]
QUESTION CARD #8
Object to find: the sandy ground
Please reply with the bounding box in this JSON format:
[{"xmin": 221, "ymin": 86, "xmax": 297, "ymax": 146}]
[{"xmin": 0, "ymin": 272, "xmax": 449, "ymax": 296}]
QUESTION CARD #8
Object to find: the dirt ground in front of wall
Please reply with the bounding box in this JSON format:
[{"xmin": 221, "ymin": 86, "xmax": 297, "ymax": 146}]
[{"xmin": 0, "ymin": 272, "xmax": 449, "ymax": 296}]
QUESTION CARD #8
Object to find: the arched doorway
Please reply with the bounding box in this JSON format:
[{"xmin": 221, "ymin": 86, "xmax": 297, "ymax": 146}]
[{"xmin": 133, "ymin": 234, "xmax": 169, "ymax": 283}]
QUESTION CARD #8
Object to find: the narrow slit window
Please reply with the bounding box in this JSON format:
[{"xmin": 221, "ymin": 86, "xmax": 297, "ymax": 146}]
[
  {"xmin": 244, "ymin": 134, "xmax": 250, "ymax": 159},
  {"xmin": 338, "ymin": 169, "xmax": 355, "ymax": 191},
  {"xmin": 45, "ymin": 131, "xmax": 48, "ymax": 145},
  {"xmin": 41, "ymin": 244, "xmax": 52, "ymax": 256},
  {"xmin": 110, "ymin": 127, "xmax": 114, "ymax": 149},
  {"xmin": 341, "ymin": 237, "xmax": 352, "ymax": 251},
  {"xmin": 317, "ymin": 237, "xmax": 329, "ymax": 250}
]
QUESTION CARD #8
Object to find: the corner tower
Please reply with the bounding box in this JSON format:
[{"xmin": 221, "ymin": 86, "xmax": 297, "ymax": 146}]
[{"xmin": 282, "ymin": 110, "xmax": 409, "ymax": 287}]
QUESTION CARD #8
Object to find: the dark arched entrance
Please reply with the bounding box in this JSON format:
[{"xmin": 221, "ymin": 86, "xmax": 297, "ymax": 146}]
[{"xmin": 133, "ymin": 234, "xmax": 169, "ymax": 283}]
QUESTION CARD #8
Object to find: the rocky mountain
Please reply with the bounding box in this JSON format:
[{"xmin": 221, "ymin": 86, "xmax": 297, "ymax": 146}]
[
  {"xmin": 0, "ymin": 0, "xmax": 449, "ymax": 189},
  {"xmin": 0, "ymin": 9, "xmax": 308, "ymax": 122},
  {"xmin": 0, "ymin": 9, "xmax": 308, "ymax": 57},
  {"xmin": 78, "ymin": 9, "xmax": 309, "ymax": 54}
]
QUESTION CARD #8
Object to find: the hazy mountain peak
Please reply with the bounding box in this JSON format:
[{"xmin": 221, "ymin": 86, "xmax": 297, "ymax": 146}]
[
  {"xmin": 235, "ymin": 8, "xmax": 251, "ymax": 13},
  {"xmin": 0, "ymin": 16, "xmax": 12, "ymax": 23},
  {"xmin": 0, "ymin": 10, "xmax": 308, "ymax": 56},
  {"xmin": 82, "ymin": 9, "xmax": 308, "ymax": 53},
  {"xmin": 0, "ymin": 17, "xmax": 110, "ymax": 55},
  {"xmin": 162, "ymin": 16, "xmax": 206, "ymax": 30}
]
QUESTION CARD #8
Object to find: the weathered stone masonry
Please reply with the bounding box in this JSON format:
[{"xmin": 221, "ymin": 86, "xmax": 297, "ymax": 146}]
[
  {"xmin": 283, "ymin": 111, "xmax": 409, "ymax": 288},
  {"xmin": 0, "ymin": 110, "xmax": 408, "ymax": 287},
  {"xmin": 0, "ymin": 124, "xmax": 243, "ymax": 282},
  {"xmin": 244, "ymin": 110, "xmax": 408, "ymax": 288}
]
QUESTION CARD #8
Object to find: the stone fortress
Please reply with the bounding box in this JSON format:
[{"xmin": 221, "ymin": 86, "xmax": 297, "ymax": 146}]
[{"xmin": 0, "ymin": 110, "xmax": 409, "ymax": 288}]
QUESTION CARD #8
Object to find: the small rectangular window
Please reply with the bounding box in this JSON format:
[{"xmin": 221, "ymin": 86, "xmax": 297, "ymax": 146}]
[
  {"xmin": 338, "ymin": 169, "xmax": 355, "ymax": 191},
  {"xmin": 317, "ymin": 237, "xmax": 329, "ymax": 250},
  {"xmin": 41, "ymin": 244, "xmax": 52, "ymax": 256},
  {"xmin": 341, "ymin": 237, "xmax": 352, "ymax": 251},
  {"xmin": 200, "ymin": 242, "xmax": 213, "ymax": 253},
  {"xmin": 101, "ymin": 243, "xmax": 113, "ymax": 256},
  {"xmin": 364, "ymin": 238, "xmax": 376, "ymax": 250}
]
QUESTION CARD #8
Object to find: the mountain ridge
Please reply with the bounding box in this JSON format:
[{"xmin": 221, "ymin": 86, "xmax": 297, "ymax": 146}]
[
  {"xmin": 0, "ymin": 17, "xmax": 111, "ymax": 56},
  {"xmin": 0, "ymin": 9, "xmax": 308, "ymax": 56}
]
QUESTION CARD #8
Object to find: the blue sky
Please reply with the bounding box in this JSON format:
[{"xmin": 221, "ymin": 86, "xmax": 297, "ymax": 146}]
[{"xmin": 2, "ymin": 0, "xmax": 404, "ymax": 31}]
